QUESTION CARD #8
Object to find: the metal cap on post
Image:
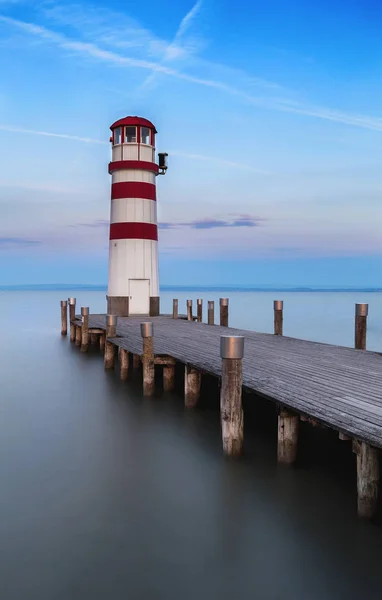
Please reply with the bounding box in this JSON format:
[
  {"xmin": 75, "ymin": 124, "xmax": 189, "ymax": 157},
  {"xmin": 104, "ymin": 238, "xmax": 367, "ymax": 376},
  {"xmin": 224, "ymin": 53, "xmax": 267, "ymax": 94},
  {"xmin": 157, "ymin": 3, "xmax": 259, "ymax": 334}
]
[
  {"xmin": 68, "ymin": 297, "xmax": 76, "ymax": 305},
  {"xmin": 197, "ymin": 298, "xmax": 202, "ymax": 306},
  {"xmin": 274, "ymin": 300, "xmax": 283, "ymax": 311},
  {"xmin": 208, "ymin": 301, "xmax": 214, "ymax": 310},
  {"xmin": 355, "ymin": 303, "xmax": 368, "ymax": 317},
  {"xmin": 140, "ymin": 322, "xmax": 153, "ymax": 338},
  {"xmin": 220, "ymin": 298, "xmax": 229, "ymax": 307},
  {"xmin": 61, "ymin": 300, "xmax": 67, "ymax": 307},
  {"xmin": 220, "ymin": 336, "xmax": 244, "ymax": 359},
  {"xmin": 81, "ymin": 306, "xmax": 89, "ymax": 316},
  {"xmin": 187, "ymin": 300, "xmax": 192, "ymax": 308},
  {"xmin": 106, "ymin": 314, "xmax": 117, "ymax": 327}
]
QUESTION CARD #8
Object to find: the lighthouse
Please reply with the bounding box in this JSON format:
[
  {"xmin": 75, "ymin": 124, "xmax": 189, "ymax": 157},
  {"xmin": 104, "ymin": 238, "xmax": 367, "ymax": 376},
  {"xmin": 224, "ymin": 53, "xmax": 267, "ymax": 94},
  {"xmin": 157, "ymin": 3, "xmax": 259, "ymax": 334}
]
[{"xmin": 107, "ymin": 116, "xmax": 167, "ymax": 316}]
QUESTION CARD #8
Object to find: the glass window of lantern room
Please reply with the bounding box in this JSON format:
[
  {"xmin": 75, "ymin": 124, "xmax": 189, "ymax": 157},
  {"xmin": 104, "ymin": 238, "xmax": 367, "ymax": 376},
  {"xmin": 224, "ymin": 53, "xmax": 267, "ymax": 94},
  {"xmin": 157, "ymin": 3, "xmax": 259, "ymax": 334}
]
[
  {"xmin": 114, "ymin": 127, "xmax": 122, "ymax": 144},
  {"xmin": 125, "ymin": 126, "xmax": 136, "ymax": 143},
  {"xmin": 141, "ymin": 127, "xmax": 150, "ymax": 145}
]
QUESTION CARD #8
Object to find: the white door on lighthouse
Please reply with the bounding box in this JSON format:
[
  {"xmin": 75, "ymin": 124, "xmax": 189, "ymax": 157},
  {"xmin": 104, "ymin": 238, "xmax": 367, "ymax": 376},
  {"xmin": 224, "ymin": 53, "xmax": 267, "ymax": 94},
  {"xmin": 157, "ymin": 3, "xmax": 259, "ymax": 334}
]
[{"xmin": 129, "ymin": 279, "xmax": 150, "ymax": 315}]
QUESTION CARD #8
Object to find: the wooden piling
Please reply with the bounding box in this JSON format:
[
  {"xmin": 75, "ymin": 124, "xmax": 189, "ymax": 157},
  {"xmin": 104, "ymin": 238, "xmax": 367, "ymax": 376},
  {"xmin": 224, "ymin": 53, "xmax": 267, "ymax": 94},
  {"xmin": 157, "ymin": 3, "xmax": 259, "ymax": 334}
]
[
  {"xmin": 187, "ymin": 300, "xmax": 193, "ymax": 321},
  {"xmin": 163, "ymin": 363, "xmax": 176, "ymax": 392},
  {"xmin": 220, "ymin": 335, "xmax": 244, "ymax": 456},
  {"xmin": 120, "ymin": 348, "xmax": 129, "ymax": 381},
  {"xmin": 197, "ymin": 299, "xmax": 203, "ymax": 323},
  {"xmin": 75, "ymin": 325, "xmax": 81, "ymax": 346},
  {"xmin": 80, "ymin": 307, "xmax": 89, "ymax": 353},
  {"xmin": 172, "ymin": 299, "xmax": 178, "ymax": 319},
  {"xmin": 184, "ymin": 364, "xmax": 201, "ymax": 408},
  {"xmin": 90, "ymin": 333, "xmax": 98, "ymax": 345},
  {"xmin": 104, "ymin": 314, "xmax": 117, "ymax": 369},
  {"xmin": 274, "ymin": 300, "xmax": 283, "ymax": 336},
  {"xmin": 220, "ymin": 298, "xmax": 229, "ymax": 327},
  {"xmin": 60, "ymin": 300, "xmax": 68, "ymax": 336},
  {"xmin": 356, "ymin": 441, "xmax": 379, "ymax": 519},
  {"xmin": 277, "ymin": 408, "xmax": 299, "ymax": 464},
  {"xmin": 208, "ymin": 300, "xmax": 214, "ymax": 325},
  {"xmin": 355, "ymin": 303, "xmax": 368, "ymax": 350},
  {"xmin": 68, "ymin": 297, "xmax": 76, "ymax": 342},
  {"xmin": 141, "ymin": 322, "xmax": 155, "ymax": 396}
]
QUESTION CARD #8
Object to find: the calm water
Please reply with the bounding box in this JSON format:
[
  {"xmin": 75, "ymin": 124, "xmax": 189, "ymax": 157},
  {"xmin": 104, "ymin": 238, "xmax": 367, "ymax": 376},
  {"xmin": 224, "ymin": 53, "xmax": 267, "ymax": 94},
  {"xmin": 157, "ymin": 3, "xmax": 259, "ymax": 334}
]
[{"xmin": 1, "ymin": 290, "xmax": 382, "ymax": 599}]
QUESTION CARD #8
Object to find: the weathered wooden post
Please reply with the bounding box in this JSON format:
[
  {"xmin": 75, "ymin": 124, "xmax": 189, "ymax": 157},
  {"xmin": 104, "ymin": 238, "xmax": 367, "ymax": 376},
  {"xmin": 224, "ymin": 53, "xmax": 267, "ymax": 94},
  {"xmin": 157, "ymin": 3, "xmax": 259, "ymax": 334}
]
[
  {"xmin": 356, "ymin": 441, "xmax": 379, "ymax": 519},
  {"xmin": 220, "ymin": 298, "xmax": 229, "ymax": 327},
  {"xmin": 277, "ymin": 407, "xmax": 299, "ymax": 464},
  {"xmin": 141, "ymin": 322, "xmax": 155, "ymax": 396},
  {"xmin": 208, "ymin": 301, "xmax": 215, "ymax": 325},
  {"xmin": 60, "ymin": 300, "xmax": 68, "ymax": 336},
  {"xmin": 80, "ymin": 307, "xmax": 89, "ymax": 352},
  {"xmin": 120, "ymin": 349, "xmax": 129, "ymax": 381},
  {"xmin": 355, "ymin": 303, "xmax": 368, "ymax": 350},
  {"xmin": 184, "ymin": 365, "xmax": 201, "ymax": 408},
  {"xmin": 274, "ymin": 300, "xmax": 283, "ymax": 336},
  {"xmin": 75, "ymin": 325, "xmax": 81, "ymax": 346},
  {"xmin": 68, "ymin": 297, "xmax": 76, "ymax": 342},
  {"xmin": 90, "ymin": 333, "xmax": 98, "ymax": 345},
  {"xmin": 172, "ymin": 299, "xmax": 178, "ymax": 319},
  {"xmin": 150, "ymin": 296, "xmax": 160, "ymax": 317},
  {"xmin": 197, "ymin": 298, "xmax": 203, "ymax": 323},
  {"xmin": 163, "ymin": 362, "xmax": 176, "ymax": 392},
  {"xmin": 220, "ymin": 335, "xmax": 244, "ymax": 456},
  {"xmin": 104, "ymin": 314, "xmax": 117, "ymax": 369},
  {"xmin": 187, "ymin": 300, "xmax": 193, "ymax": 321}
]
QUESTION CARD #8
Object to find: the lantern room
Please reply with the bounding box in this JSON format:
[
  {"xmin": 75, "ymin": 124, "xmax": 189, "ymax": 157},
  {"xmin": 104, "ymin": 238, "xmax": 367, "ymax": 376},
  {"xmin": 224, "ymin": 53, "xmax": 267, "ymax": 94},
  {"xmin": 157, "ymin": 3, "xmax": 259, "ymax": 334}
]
[{"xmin": 110, "ymin": 116, "xmax": 157, "ymax": 163}]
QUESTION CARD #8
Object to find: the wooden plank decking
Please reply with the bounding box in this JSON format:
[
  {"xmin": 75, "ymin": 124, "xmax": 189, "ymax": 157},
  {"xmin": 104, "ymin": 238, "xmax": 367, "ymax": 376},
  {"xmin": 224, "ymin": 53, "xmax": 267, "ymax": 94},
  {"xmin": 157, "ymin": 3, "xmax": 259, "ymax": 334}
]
[{"xmin": 73, "ymin": 314, "xmax": 382, "ymax": 449}]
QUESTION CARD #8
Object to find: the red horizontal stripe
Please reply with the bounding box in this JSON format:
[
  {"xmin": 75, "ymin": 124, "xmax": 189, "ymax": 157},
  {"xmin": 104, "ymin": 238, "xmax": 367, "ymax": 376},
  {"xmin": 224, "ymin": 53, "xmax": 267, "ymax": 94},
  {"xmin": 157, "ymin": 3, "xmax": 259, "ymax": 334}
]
[
  {"xmin": 108, "ymin": 160, "xmax": 159, "ymax": 174},
  {"xmin": 111, "ymin": 182, "xmax": 156, "ymax": 201},
  {"xmin": 110, "ymin": 222, "xmax": 158, "ymax": 241}
]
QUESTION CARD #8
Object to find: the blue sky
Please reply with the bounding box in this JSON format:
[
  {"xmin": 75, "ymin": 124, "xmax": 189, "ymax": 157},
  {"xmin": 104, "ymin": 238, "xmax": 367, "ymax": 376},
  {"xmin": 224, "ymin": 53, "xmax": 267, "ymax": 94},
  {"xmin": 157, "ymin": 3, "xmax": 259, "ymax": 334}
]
[{"xmin": 1, "ymin": 0, "xmax": 382, "ymax": 286}]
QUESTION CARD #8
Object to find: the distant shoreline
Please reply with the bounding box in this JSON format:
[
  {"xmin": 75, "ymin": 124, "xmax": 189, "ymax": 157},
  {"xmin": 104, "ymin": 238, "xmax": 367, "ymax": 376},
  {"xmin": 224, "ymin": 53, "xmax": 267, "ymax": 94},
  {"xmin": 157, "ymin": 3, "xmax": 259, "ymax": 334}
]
[{"xmin": 1, "ymin": 284, "xmax": 381, "ymax": 293}]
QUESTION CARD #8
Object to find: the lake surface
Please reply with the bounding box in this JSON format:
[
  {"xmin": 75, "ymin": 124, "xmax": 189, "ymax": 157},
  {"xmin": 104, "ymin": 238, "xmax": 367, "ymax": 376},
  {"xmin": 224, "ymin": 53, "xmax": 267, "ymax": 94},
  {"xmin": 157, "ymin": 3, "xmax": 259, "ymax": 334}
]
[{"xmin": 1, "ymin": 290, "xmax": 382, "ymax": 599}]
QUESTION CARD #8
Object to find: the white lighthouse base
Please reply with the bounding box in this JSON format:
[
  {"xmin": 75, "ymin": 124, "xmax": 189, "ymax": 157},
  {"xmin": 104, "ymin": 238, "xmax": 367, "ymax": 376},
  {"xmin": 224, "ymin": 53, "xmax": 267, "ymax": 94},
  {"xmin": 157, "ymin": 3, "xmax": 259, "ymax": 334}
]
[{"xmin": 107, "ymin": 239, "xmax": 159, "ymax": 316}]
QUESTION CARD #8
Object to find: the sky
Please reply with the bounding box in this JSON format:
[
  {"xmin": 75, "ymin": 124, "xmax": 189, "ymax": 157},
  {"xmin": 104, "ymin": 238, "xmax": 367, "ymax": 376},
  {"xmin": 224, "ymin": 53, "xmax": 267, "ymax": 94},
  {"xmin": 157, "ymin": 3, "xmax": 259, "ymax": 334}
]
[{"xmin": 1, "ymin": 0, "xmax": 382, "ymax": 287}]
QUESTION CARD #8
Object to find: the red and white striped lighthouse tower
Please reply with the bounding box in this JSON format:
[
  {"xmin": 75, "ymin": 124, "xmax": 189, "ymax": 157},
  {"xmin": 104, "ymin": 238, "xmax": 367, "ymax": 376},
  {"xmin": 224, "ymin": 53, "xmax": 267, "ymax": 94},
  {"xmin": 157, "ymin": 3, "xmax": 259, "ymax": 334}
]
[{"xmin": 107, "ymin": 116, "xmax": 167, "ymax": 316}]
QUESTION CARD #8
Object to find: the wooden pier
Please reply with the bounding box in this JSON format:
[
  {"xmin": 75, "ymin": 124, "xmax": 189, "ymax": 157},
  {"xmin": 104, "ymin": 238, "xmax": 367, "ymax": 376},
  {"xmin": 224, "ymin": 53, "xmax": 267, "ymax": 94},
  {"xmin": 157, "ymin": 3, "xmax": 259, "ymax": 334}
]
[{"xmin": 61, "ymin": 298, "xmax": 382, "ymax": 521}]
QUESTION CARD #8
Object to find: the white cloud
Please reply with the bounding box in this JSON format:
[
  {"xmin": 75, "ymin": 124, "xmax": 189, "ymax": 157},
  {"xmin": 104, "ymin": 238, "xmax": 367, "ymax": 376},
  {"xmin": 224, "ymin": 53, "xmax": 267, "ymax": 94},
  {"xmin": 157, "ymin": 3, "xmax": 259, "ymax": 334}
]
[
  {"xmin": 139, "ymin": 0, "xmax": 203, "ymax": 91},
  {"xmin": 39, "ymin": 1, "xmax": 175, "ymax": 59},
  {"xmin": 1, "ymin": 12, "xmax": 382, "ymax": 134},
  {"xmin": 0, "ymin": 180, "xmax": 78, "ymax": 193},
  {"xmin": 0, "ymin": 124, "xmax": 107, "ymax": 144}
]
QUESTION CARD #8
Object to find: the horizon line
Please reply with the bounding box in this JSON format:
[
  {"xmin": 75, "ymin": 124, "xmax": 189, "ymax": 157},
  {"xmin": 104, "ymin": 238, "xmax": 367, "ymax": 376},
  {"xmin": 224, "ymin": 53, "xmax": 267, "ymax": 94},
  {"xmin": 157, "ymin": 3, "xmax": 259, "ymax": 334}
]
[{"xmin": 1, "ymin": 284, "xmax": 381, "ymax": 292}]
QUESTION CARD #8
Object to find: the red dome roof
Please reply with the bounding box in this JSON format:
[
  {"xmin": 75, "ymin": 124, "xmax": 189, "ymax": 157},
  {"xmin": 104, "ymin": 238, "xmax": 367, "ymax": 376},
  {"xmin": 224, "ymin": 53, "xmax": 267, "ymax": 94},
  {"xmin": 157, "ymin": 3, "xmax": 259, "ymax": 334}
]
[{"xmin": 110, "ymin": 116, "xmax": 157, "ymax": 133}]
